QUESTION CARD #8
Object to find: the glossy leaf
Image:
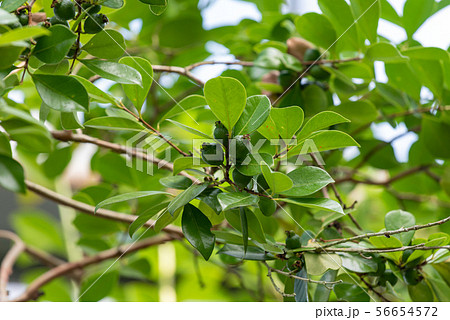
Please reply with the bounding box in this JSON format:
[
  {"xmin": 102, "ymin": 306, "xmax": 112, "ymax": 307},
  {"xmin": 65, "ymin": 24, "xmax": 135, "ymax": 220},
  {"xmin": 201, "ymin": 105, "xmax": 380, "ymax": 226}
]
[
  {"xmin": 334, "ymin": 283, "xmax": 370, "ymax": 302},
  {"xmin": 32, "ymin": 25, "xmax": 76, "ymax": 64},
  {"xmin": 270, "ymin": 106, "xmax": 304, "ymax": 139},
  {"xmin": 304, "ymin": 252, "xmax": 341, "ymax": 276},
  {"xmin": 350, "ymin": 0, "xmax": 380, "ymax": 43},
  {"xmin": 182, "ymin": 203, "xmax": 215, "ymax": 260},
  {"xmin": 172, "ymin": 157, "xmax": 210, "ymax": 175},
  {"xmin": 365, "ymin": 42, "xmax": 408, "ymax": 62},
  {"xmin": 120, "ymin": 56, "xmax": 153, "ymax": 111},
  {"xmin": 0, "ymin": 26, "xmax": 50, "ymax": 45},
  {"xmin": 0, "ymin": 154, "xmax": 26, "ymax": 193},
  {"xmin": 204, "ymin": 76, "xmax": 247, "ymax": 132},
  {"xmin": 295, "ymin": 13, "xmax": 336, "ymax": 50},
  {"xmin": 95, "ymin": 191, "xmax": 169, "ymax": 213},
  {"xmin": 167, "ymin": 183, "xmax": 207, "ymax": 215},
  {"xmin": 297, "ymin": 111, "xmax": 350, "ymax": 141},
  {"xmin": 218, "ymin": 244, "xmax": 275, "ymax": 261},
  {"xmin": 234, "ymin": 95, "xmax": 271, "ymax": 136},
  {"xmin": 235, "ymin": 153, "xmax": 273, "ymax": 176},
  {"xmin": 166, "ymin": 119, "xmax": 212, "ymax": 139},
  {"xmin": 32, "ymin": 74, "xmax": 89, "ymax": 112},
  {"xmin": 260, "ymin": 163, "xmax": 293, "ymax": 194},
  {"xmin": 159, "ymin": 95, "xmax": 207, "ymax": 123},
  {"xmin": 281, "ymin": 166, "xmax": 334, "ymax": 197},
  {"xmin": 84, "ymin": 116, "xmax": 145, "ymax": 131},
  {"xmin": 82, "ymin": 30, "xmax": 125, "ymax": 59},
  {"xmin": 217, "ymin": 192, "xmax": 259, "ymax": 211},
  {"xmin": 80, "ymin": 60, "xmax": 143, "ymax": 86},
  {"xmin": 281, "ymin": 198, "xmax": 344, "ymax": 214},
  {"xmin": 294, "ymin": 268, "xmax": 309, "ymax": 302},
  {"xmin": 385, "ymin": 210, "xmax": 416, "ymax": 245}
]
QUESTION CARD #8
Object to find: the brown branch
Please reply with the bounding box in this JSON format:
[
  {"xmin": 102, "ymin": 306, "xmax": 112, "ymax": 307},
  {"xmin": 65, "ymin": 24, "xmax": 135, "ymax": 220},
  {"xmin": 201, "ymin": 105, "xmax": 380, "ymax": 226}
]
[
  {"xmin": 152, "ymin": 65, "xmax": 204, "ymax": 86},
  {"xmin": 315, "ymin": 215, "xmax": 450, "ymax": 249},
  {"xmin": 295, "ymin": 243, "xmax": 450, "ymax": 254},
  {"xmin": 50, "ymin": 130, "xmax": 197, "ymax": 183},
  {"xmin": 262, "ymin": 262, "xmax": 342, "ymax": 287},
  {"xmin": 12, "ymin": 234, "xmax": 179, "ymax": 302},
  {"xmin": 25, "ymin": 180, "xmax": 184, "ymax": 238},
  {"xmin": 336, "ymin": 165, "xmax": 431, "ymax": 186},
  {"xmin": 0, "ymin": 231, "xmax": 25, "ymax": 301}
]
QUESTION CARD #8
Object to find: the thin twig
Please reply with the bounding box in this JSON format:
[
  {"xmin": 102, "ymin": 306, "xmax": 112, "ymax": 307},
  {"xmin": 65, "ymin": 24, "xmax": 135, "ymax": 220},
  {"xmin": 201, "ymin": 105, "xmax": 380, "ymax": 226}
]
[{"xmin": 12, "ymin": 234, "xmax": 179, "ymax": 302}]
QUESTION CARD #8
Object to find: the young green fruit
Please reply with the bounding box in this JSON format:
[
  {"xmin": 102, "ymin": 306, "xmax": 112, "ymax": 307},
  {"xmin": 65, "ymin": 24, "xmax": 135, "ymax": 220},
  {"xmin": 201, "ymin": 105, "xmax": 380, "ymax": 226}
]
[
  {"xmin": 201, "ymin": 143, "xmax": 224, "ymax": 166},
  {"xmin": 303, "ymin": 48, "xmax": 321, "ymax": 62},
  {"xmin": 213, "ymin": 121, "xmax": 228, "ymax": 141},
  {"xmin": 18, "ymin": 12, "xmax": 29, "ymax": 26},
  {"xmin": 309, "ymin": 65, "xmax": 330, "ymax": 81},
  {"xmin": 84, "ymin": 13, "xmax": 108, "ymax": 34},
  {"xmin": 49, "ymin": 15, "xmax": 70, "ymax": 27},
  {"xmin": 383, "ymin": 269, "xmax": 398, "ymax": 286},
  {"xmin": 259, "ymin": 196, "xmax": 277, "ymax": 216},
  {"xmin": 278, "ymin": 70, "xmax": 297, "ymax": 89},
  {"xmin": 402, "ymin": 268, "xmax": 420, "ymax": 286},
  {"xmin": 285, "ymin": 231, "xmax": 302, "ymax": 250},
  {"xmin": 232, "ymin": 169, "xmax": 251, "ymax": 188},
  {"xmin": 53, "ymin": 0, "xmax": 76, "ymax": 21},
  {"xmin": 82, "ymin": 3, "xmax": 102, "ymax": 13}
]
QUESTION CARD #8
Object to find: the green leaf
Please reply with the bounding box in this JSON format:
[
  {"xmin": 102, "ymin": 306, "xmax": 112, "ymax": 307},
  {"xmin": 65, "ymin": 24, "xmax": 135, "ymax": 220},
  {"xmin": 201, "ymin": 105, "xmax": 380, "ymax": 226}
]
[
  {"xmin": 260, "ymin": 163, "xmax": 293, "ymax": 194},
  {"xmin": 0, "ymin": 154, "xmax": 25, "ymax": 193},
  {"xmin": 233, "ymin": 95, "xmax": 271, "ymax": 136},
  {"xmin": 402, "ymin": 0, "xmax": 435, "ymax": 38},
  {"xmin": 0, "ymin": 26, "xmax": 50, "ymax": 45},
  {"xmin": 350, "ymin": 0, "xmax": 380, "ymax": 43},
  {"xmin": 385, "ymin": 210, "xmax": 416, "ymax": 246},
  {"xmin": 5, "ymin": 126, "xmax": 52, "ymax": 153},
  {"xmin": 79, "ymin": 271, "xmax": 119, "ymax": 302},
  {"xmin": 257, "ymin": 114, "xmax": 279, "ymax": 140},
  {"xmin": 421, "ymin": 116, "xmax": 450, "ymax": 159},
  {"xmin": 0, "ymin": 132, "xmax": 12, "ymax": 157},
  {"xmin": 159, "ymin": 95, "xmax": 207, "ymax": 123},
  {"xmin": 154, "ymin": 207, "xmax": 182, "ymax": 232},
  {"xmin": 167, "ymin": 183, "xmax": 207, "ymax": 215},
  {"xmin": 282, "ymin": 198, "xmax": 344, "ymax": 214},
  {"xmin": 145, "ymin": 0, "xmax": 168, "ymax": 15},
  {"xmin": 239, "ymin": 207, "xmax": 248, "ymax": 253},
  {"xmin": 409, "ymin": 59, "xmax": 443, "ymax": 100},
  {"xmin": 0, "ymin": 44, "xmax": 26, "ymax": 70},
  {"xmin": 32, "ymin": 74, "xmax": 89, "ymax": 112},
  {"xmin": 402, "ymin": 47, "xmax": 450, "ymax": 62},
  {"xmin": 340, "ymin": 253, "xmax": 378, "ymax": 273},
  {"xmin": 236, "ymin": 153, "xmax": 273, "ymax": 176},
  {"xmin": 95, "ymin": 191, "xmax": 169, "ymax": 213},
  {"xmin": 365, "ymin": 42, "xmax": 408, "ymax": 62},
  {"xmin": 72, "ymin": 75, "xmax": 118, "ymax": 104},
  {"xmin": 380, "ymin": 0, "xmax": 402, "ymax": 25},
  {"xmin": 84, "ymin": 116, "xmax": 146, "ymax": 131},
  {"xmin": 318, "ymin": 0, "xmax": 360, "ymax": 51},
  {"xmin": 332, "ymin": 101, "xmax": 378, "ymax": 125},
  {"xmin": 294, "ymin": 268, "xmax": 309, "ymax": 302},
  {"xmin": 217, "ymin": 192, "xmax": 259, "ymax": 211},
  {"xmin": 32, "ymin": 25, "xmax": 76, "ymax": 64},
  {"xmin": 218, "ymin": 244, "xmax": 275, "ymax": 261},
  {"xmin": 182, "ymin": 203, "xmax": 215, "ymax": 260},
  {"xmin": 82, "ymin": 30, "xmax": 125, "ymax": 59},
  {"xmin": 61, "ymin": 112, "xmax": 83, "ymax": 130},
  {"xmin": 204, "ymin": 76, "xmax": 247, "ymax": 132},
  {"xmin": 281, "ymin": 166, "xmax": 334, "ymax": 197},
  {"xmin": 288, "ymin": 130, "xmax": 360, "ymax": 157},
  {"xmin": 295, "ymin": 13, "xmax": 336, "ymax": 50},
  {"xmin": 102, "ymin": 0, "xmax": 124, "ymax": 9},
  {"xmin": 225, "ymin": 208, "xmax": 266, "ymax": 244},
  {"xmin": 42, "ymin": 147, "xmax": 72, "ymax": 178},
  {"xmin": 1, "ymin": 1, "xmax": 27, "ymax": 12},
  {"xmin": 314, "ymin": 270, "xmax": 337, "ymax": 302},
  {"xmin": 160, "ymin": 176, "xmax": 192, "ymax": 190},
  {"xmin": 408, "ymin": 281, "xmax": 434, "ymax": 302},
  {"xmin": 370, "ymin": 236, "xmax": 403, "ymax": 263},
  {"xmin": 270, "ymin": 106, "xmax": 304, "ymax": 139},
  {"xmin": 172, "ymin": 157, "xmax": 210, "ymax": 175},
  {"xmin": 128, "ymin": 203, "xmax": 169, "ymax": 237},
  {"xmin": 304, "ymin": 252, "xmax": 341, "ymax": 276},
  {"xmin": 80, "ymin": 59, "xmax": 143, "ymax": 86},
  {"xmin": 334, "ymin": 283, "xmax": 370, "ymax": 302},
  {"xmin": 120, "ymin": 56, "xmax": 153, "ymax": 111},
  {"xmin": 297, "ymin": 111, "xmax": 350, "ymax": 141},
  {"xmin": 165, "ymin": 119, "xmax": 212, "ymax": 139}
]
